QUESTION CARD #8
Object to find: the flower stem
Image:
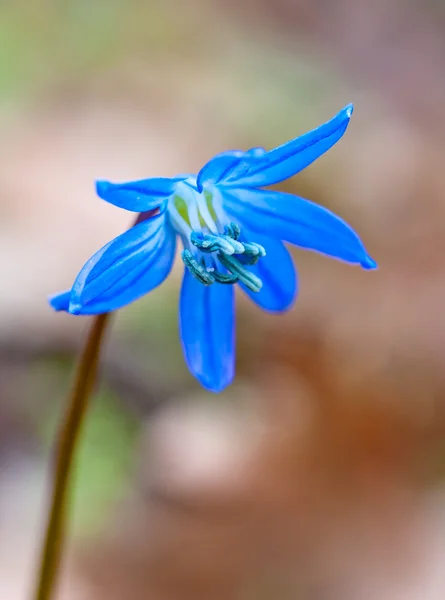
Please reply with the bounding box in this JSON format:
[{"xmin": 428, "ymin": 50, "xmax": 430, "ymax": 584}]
[{"xmin": 33, "ymin": 313, "xmax": 111, "ymax": 600}]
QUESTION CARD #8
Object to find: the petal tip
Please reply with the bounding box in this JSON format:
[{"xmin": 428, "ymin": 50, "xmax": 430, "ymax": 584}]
[
  {"xmin": 344, "ymin": 103, "xmax": 354, "ymax": 118},
  {"xmin": 200, "ymin": 375, "xmax": 233, "ymax": 393},
  {"xmin": 361, "ymin": 255, "xmax": 378, "ymax": 270},
  {"xmin": 95, "ymin": 179, "xmax": 111, "ymax": 198},
  {"xmin": 48, "ymin": 290, "xmax": 71, "ymax": 312},
  {"xmin": 68, "ymin": 301, "xmax": 83, "ymax": 315}
]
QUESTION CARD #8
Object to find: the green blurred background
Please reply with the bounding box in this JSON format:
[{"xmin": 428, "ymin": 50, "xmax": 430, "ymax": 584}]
[{"xmin": 3, "ymin": 0, "xmax": 445, "ymax": 598}]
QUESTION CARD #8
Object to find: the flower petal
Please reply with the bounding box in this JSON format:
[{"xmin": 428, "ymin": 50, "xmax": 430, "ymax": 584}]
[
  {"xmin": 49, "ymin": 289, "xmax": 105, "ymax": 315},
  {"xmin": 222, "ymin": 104, "xmax": 354, "ymax": 188},
  {"xmin": 238, "ymin": 229, "xmax": 298, "ymax": 312},
  {"xmin": 223, "ymin": 187, "xmax": 376, "ymax": 268},
  {"xmin": 196, "ymin": 150, "xmax": 256, "ymax": 193},
  {"xmin": 49, "ymin": 290, "xmax": 71, "ymax": 312},
  {"xmin": 96, "ymin": 176, "xmax": 184, "ymax": 212},
  {"xmin": 66, "ymin": 213, "xmax": 176, "ymax": 314},
  {"xmin": 179, "ymin": 269, "xmax": 235, "ymax": 392}
]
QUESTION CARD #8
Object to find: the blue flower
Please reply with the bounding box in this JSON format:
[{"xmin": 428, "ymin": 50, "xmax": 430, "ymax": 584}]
[{"xmin": 50, "ymin": 104, "xmax": 376, "ymax": 392}]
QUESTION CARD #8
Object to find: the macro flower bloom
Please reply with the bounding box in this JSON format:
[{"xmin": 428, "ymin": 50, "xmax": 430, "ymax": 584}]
[{"xmin": 50, "ymin": 104, "xmax": 376, "ymax": 391}]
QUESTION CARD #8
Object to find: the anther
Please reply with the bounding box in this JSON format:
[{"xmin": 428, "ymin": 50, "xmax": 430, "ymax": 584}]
[
  {"xmin": 240, "ymin": 242, "xmax": 266, "ymax": 265},
  {"xmin": 191, "ymin": 231, "xmax": 244, "ymax": 255},
  {"xmin": 217, "ymin": 253, "xmax": 262, "ymax": 293},
  {"xmin": 181, "ymin": 250, "xmax": 215, "ymax": 285},
  {"xmin": 212, "ymin": 271, "xmax": 239, "ymax": 284},
  {"xmin": 242, "ymin": 242, "xmax": 266, "ymax": 256},
  {"xmin": 224, "ymin": 222, "xmax": 241, "ymax": 240}
]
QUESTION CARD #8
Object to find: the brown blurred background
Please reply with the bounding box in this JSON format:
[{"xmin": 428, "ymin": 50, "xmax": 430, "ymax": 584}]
[{"xmin": 3, "ymin": 0, "xmax": 445, "ymax": 598}]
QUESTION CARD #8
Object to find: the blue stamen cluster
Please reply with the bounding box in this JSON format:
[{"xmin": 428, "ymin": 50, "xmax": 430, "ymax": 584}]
[{"xmin": 183, "ymin": 222, "xmax": 266, "ymax": 292}]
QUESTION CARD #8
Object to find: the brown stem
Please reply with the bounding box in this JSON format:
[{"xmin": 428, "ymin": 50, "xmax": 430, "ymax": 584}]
[{"xmin": 33, "ymin": 313, "xmax": 111, "ymax": 600}]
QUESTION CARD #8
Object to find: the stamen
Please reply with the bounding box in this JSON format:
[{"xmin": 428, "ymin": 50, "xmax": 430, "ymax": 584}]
[
  {"xmin": 177, "ymin": 183, "xmax": 202, "ymax": 232},
  {"xmin": 191, "ymin": 231, "xmax": 244, "ymax": 255},
  {"xmin": 239, "ymin": 241, "xmax": 266, "ymax": 265},
  {"xmin": 195, "ymin": 191, "xmax": 219, "ymax": 234},
  {"xmin": 210, "ymin": 187, "xmax": 229, "ymax": 229},
  {"xmin": 186, "ymin": 196, "xmax": 201, "ymax": 232},
  {"xmin": 173, "ymin": 186, "xmax": 266, "ymax": 292},
  {"xmin": 212, "ymin": 271, "xmax": 239, "ymax": 284},
  {"xmin": 168, "ymin": 200, "xmax": 192, "ymax": 239},
  {"xmin": 224, "ymin": 222, "xmax": 241, "ymax": 240},
  {"xmin": 181, "ymin": 250, "xmax": 215, "ymax": 285},
  {"xmin": 217, "ymin": 252, "xmax": 262, "ymax": 293},
  {"xmin": 241, "ymin": 241, "xmax": 265, "ymax": 257}
]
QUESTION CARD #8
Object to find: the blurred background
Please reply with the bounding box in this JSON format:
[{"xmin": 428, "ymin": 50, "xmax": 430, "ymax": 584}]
[{"xmin": 3, "ymin": 0, "xmax": 445, "ymax": 598}]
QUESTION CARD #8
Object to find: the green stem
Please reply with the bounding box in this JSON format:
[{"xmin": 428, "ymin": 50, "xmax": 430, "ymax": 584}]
[{"xmin": 33, "ymin": 313, "xmax": 111, "ymax": 600}]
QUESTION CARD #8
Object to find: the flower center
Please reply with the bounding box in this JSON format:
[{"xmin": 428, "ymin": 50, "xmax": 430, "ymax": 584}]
[{"xmin": 167, "ymin": 181, "xmax": 266, "ymax": 292}]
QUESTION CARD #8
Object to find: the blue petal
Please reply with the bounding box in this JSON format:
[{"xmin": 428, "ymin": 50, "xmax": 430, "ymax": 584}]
[
  {"xmin": 179, "ymin": 269, "xmax": 235, "ymax": 392},
  {"xmin": 67, "ymin": 213, "xmax": 176, "ymax": 314},
  {"xmin": 96, "ymin": 176, "xmax": 184, "ymax": 212},
  {"xmin": 49, "ymin": 290, "xmax": 71, "ymax": 311},
  {"xmin": 49, "ymin": 289, "xmax": 106, "ymax": 315},
  {"xmin": 196, "ymin": 150, "xmax": 257, "ymax": 193},
  {"xmin": 222, "ymin": 104, "xmax": 354, "ymax": 188},
  {"xmin": 49, "ymin": 290, "xmax": 108, "ymax": 315},
  {"xmin": 223, "ymin": 187, "xmax": 377, "ymax": 269},
  {"xmin": 238, "ymin": 229, "xmax": 298, "ymax": 312}
]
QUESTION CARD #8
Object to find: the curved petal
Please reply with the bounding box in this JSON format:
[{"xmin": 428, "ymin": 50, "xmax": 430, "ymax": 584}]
[
  {"xmin": 222, "ymin": 104, "xmax": 353, "ymax": 188},
  {"xmin": 223, "ymin": 187, "xmax": 377, "ymax": 269},
  {"xmin": 238, "ymin": 229, "xmax": 298, "ymax": 312},
  {"xmin": 196, "ymin": 150, "xmax": 256, "ymax": 193},
  {"xmin": 96, "ymin": 176, "xmax": 185, "ymax": 212},
  {"xmin": 68, "ymin": 213, "xmax": 176, "ymax": 314},
  {"xmin": 179, "ymin": 269, "xmax": 235, "ymax": 392}
]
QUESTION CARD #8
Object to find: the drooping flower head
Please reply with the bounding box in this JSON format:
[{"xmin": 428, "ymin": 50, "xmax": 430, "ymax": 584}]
[{"xmin": 50, "ymin": 104, "xmax": 376, "ymax": 391}]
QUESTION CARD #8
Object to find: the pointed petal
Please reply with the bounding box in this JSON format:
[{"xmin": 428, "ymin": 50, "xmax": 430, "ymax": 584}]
[
  {"xmin": 179, "ymin": 269, "xmax": 235, "ymax": 392},
  {"xmin": 238, "ymin": 230, "xmax": 297, "ymax": 312},
  {"xmin": 223, "ymin": 104, "xmax": 353, "ymax": 188},
  {"xmin": 223, "ymin": 187, "xmax": 376, "ymax": 269},
  {"xmin": 49, "ymin": 290, "xmax": 71, "ymax": 312},
  {"xmin": 68, "ymin": 213, "xmax": 176, "ymax": 314},
  {"xmin": 96, "ymin": 176, "xmax": 184, "ymax": 212},
  {"xmin": 48, "ymin": 289, "xmax": 107, "ymax": 315}
]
